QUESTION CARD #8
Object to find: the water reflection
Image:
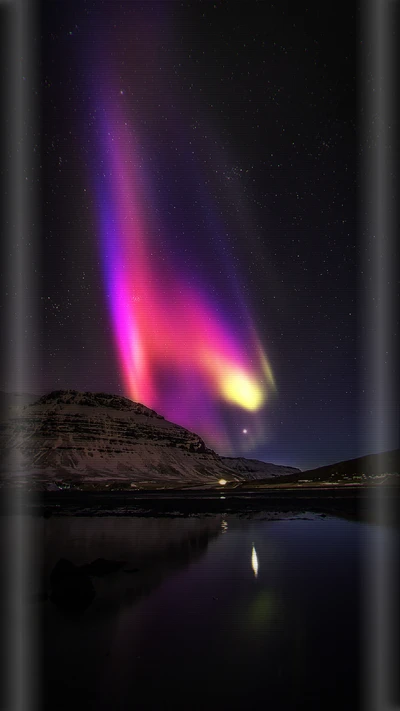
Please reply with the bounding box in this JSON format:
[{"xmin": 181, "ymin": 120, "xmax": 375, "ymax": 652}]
[
  {"xmin": 251, "ymin": 543, "xmax": 258, "ymax": 578},
  {"xmin": 33, "ymin": 514, "xmax": 385, "ymax": 710},
  {"xmin": 244, "ymin": 590, "xmax": 282, "ymax": 634},
  {"xmin": 38, "ymin": 516, "xmax": 222, "ymax": 609}
]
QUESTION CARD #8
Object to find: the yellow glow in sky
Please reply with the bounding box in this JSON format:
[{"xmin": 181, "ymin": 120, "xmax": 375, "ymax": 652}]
[{"xmin": 219, "ymin": 371, "xmax": 264, "ymax": 411}]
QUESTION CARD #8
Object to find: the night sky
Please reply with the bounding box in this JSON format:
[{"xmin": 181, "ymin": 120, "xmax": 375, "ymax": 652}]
[{"xmin": 35, "ymin": 1, "xmax": 359, "ymax": 469}]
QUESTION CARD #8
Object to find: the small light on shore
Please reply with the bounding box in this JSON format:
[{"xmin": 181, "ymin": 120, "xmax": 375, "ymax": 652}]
[{"xmin": 219, "ymin": 479, "xmax": 227, "ymax": 486}]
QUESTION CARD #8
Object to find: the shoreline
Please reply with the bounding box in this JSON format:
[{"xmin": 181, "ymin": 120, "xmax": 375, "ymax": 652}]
[{"xmin": 1, "ymin": 485, "xmax": 399, "ymax": 524}]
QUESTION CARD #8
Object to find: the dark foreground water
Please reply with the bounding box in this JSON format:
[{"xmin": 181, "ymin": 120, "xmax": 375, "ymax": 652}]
[{"xmin": 11, "ymin": 509, "xmax": 399, "ymax": 710}]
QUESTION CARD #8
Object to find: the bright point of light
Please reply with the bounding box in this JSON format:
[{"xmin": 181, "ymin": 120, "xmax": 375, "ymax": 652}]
[
  {"xmin": 219, "ymin": 479, "xmax": 227, "ymax": 486},
  {"xmin": 251, "ymin": 544, "xmax": 258, "ymax": 578},
  {"xmin": 242, "ymin": 428, "xmax": 248, "ymax": 434}
]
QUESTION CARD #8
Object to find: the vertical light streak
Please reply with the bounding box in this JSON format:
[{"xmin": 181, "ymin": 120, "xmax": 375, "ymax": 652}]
[
  {"xmin": 2, "ymin": 0, "xmax": 40, "ymax": 709},
  {"xmin": 360, "ymin": 2, "xmax": 399, "ymax": 709}
]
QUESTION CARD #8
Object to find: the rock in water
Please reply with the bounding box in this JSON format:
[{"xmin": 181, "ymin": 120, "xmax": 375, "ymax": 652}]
[
  {"xmin": 50, "ymin": 558, "xmax": 95, "ymax": 613},
  {"xmin": 80, "ymin": 558, "xmax": 127, "ymax": 576}
]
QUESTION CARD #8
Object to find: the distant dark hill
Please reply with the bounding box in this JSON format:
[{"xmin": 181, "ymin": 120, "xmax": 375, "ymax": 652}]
[{"xmin": 278, "ymin": 449, "xmax": 400, "ymax": 484}]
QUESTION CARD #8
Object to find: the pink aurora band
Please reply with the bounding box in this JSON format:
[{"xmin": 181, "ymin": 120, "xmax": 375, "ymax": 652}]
[{"xmin": 93, "ymin": 101, "xmax": 275, "ymax": 454}]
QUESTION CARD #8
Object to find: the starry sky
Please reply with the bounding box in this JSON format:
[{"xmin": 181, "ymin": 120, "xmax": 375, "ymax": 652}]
[{"xmin": 32, "ymin": 1, "xmax": 361, "ymax": 469}]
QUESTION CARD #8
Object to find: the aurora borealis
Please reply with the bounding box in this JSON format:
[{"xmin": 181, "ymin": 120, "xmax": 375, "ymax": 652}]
[
  {"xmin": 34, "ymin": 1, "xmax": 364, "ymax": 468},
  {"xmin": 92, "ymin": 86, "xmax": 275, "ymax": 453}
]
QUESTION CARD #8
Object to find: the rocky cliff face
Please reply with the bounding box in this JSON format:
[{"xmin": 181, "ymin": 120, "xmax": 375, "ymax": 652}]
[
  {"xmin": 0, "ymin": 390, "xmax": 239, "ymax": 488},
  {"xmin": 0, "ymin": 390, "xmax": 297, "ymax": 489}
]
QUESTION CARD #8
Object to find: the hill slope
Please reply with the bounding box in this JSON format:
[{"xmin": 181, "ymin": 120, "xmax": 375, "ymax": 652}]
[
  {"xmin": 0, "ymin": 390, "xmax": 237, "ymax": 488},
  {"xmin": 301, "ymin": 450, "xmax": 400, "ymax": 482},
  {"xmin": 220, "ymin": 456, "xmax": 300, "ymax": 480},
  {"xmin": 0, "ymin": 390, "xmax": 297, "ymax": 490},
  {"xmin": 268, "ymin": 449, "xmax": 400, "ymax": 485}
]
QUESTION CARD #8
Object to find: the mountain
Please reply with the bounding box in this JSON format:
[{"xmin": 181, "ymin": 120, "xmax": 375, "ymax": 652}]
[
  {"xmin": 220, "ymin": 456, "xmax": 300, "ymax": 480},
  {"xmin": 302, "ymin": 450, "xmax": 400, "ymax": 483},
  {"xmin": 269, "ymin": 449, "xmax": 400, "ymax": 485},
  {"xmin": 0, "ymin": 390, "xmax": 296, "ymax": 490}
]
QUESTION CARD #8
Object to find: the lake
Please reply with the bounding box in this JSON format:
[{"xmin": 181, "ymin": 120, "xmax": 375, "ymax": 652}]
[
  {"xmin": 34, "ymin": 508, "xmax": 395, "ymax": 711},
  {"xmin": 2, "ymin": 504, "xmax": 398, "ymax": 710}
]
